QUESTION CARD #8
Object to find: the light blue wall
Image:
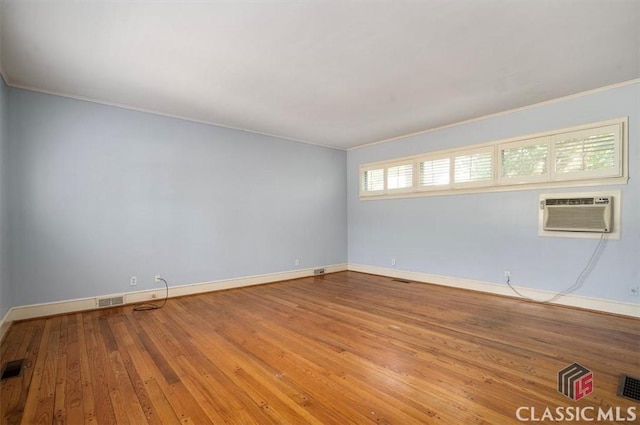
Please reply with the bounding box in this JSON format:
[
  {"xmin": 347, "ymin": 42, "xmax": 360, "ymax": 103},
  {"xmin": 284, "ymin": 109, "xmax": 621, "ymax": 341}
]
[
  {"xmin": 8, "ymin": 88, "xmax": 347, "ymax": 306},
  {"xmin": 5, "ymin": 81, "xmax": 638, "ymax": 309},
  {"xmin": 347, "ymin": 83, "xmax": 640, "ymax": 303},
  {"xmin": 0, "ymin": 76, "xmax": 10, "ymax": 317}
]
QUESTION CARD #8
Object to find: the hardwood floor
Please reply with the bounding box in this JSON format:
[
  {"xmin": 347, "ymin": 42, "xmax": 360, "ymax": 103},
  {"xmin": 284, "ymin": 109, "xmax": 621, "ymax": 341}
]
[{"xmin": 1, "ymin": 271, "xmax": 638, "ymax": 424}]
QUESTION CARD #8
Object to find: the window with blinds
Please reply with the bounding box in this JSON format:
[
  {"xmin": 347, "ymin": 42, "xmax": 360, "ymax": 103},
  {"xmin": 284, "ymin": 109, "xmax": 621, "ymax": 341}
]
[
  {"xmin": 361, "ymin": 168, "xmax": 384, "ymax": 194},
  {"xmin": 358, "ymin": 118, "xmax": 626, "ymax": 199},
  {"xmin": 498, "ymin": 137, "xmax": 550, "ymax": 184},
  {"xmin": 552, "ymin": 124, "xmax": 621, "ymax": 180},
  {"xmin": 453, "ymin": 149, "xmax": 493, "ymax": 186},
  {"xmin": 386, "ymin": 164, "xmax": 414, "ymax": 191},
  {"xmin": 418, "ymin": 157, "xmax": 450, "ymax": 189}
]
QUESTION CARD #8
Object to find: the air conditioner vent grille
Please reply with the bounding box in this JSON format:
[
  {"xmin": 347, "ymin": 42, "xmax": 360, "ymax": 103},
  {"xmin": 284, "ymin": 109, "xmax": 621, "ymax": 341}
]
[
  {"xmin": 546, "ymin": 198, "xmax": 594, "ymax": 206},
  {"xmin": 543, "ymin": 196, "xmax": 612, "ymax": 233},
  {"xmin": 545, "ymin": 206, "xmax": 608, "ymax": 231}
]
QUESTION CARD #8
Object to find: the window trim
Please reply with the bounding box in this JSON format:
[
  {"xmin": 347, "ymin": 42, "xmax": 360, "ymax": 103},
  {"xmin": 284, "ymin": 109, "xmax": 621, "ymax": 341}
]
[{"xmin": 359, "ymin": 117, "xmax": 628, "ymax": 200}]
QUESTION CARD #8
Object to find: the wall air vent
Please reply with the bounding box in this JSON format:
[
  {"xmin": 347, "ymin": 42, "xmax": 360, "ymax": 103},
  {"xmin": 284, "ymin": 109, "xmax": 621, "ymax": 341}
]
[
  {"xmin": 542, "ymin": 196, "xmax": 612, "ymax": 233},
  {"xmin": 97, "ymin": 296, "xmax": 125, "ymax": 308}
]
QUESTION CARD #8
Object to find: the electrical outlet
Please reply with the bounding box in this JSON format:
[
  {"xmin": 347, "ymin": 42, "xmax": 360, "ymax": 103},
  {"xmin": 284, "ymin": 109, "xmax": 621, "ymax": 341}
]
[
  {"xmin": 630, "ymin": 286, "xmax": 639, "ymax": 297},
  {"xmin": 295, "ymin": 258, "xmax": 300, "ymax": 266},
  {"xmin": 130, "ymin": 276, "xmax": 137, "ymax": 286},
  {"xmin": 504, "ymin": 271, "xmax": 510, "ymax": 282},
  {"xmin": 391, "ymin": 258, "xmax": 396, "ymax": 266},
  {"xmin": 155, "ymin": 274, "xmax": 161, "ymax": 283}
]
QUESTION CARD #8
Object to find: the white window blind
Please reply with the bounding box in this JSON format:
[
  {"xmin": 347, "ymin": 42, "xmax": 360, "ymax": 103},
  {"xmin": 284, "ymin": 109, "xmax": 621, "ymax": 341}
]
[
  {"xmin": 454, "ymin": 149, "xmax": 493, "ymax": 186},
  {"xmin": 362, "ymin": 168, "xmax": 384, "ymax": 193},
  {"xmin": 499, "ymin": 138, "xmax": 549, "ymax": 184},
  {"xmin": 387, "ymin": 164, "xmax": 414, "ymax": 191},
  {"xmin": 553, "ymin": 124, "xmax": 621, "ymax": 180},
  {"xmin": 418, "ymin": 157, "xmax": 450, "ymax": 188},
  {"xmin": 358, "ymin": 118, "xmax": 626, "ymax": 199}
]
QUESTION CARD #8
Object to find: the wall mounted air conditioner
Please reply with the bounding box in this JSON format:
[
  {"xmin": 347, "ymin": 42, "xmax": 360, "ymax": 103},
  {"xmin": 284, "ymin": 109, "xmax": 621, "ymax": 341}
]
[{"xmin": 541, "ymin": 196, "xmax": 612, "ymax": 233}]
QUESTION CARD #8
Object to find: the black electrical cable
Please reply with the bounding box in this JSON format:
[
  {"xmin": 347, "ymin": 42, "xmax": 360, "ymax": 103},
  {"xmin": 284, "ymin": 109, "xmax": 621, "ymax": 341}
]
[
  {"xmin": 506, "ymin": 232, "xmax": 607, "ymax": 303},
  {"xmin": 133, "ymin": 277, "xmax": 169, "ymax": 311}
]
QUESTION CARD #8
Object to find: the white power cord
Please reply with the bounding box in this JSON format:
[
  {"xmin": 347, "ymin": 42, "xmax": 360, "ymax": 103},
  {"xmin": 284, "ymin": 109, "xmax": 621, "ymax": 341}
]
[{"xmin": 506, "ymin": 232, "xmax": 607, "ymax": 303}]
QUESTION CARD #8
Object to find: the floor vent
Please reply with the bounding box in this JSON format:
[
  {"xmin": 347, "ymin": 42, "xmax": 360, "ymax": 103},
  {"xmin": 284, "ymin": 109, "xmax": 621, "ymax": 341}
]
[
  {"xmin": 97, "ymin": 296, "xmax": 125, "ymax": 308},
  {"xmin": 618, "ymin": 375, "xmax": 640, "ymax": 402},
  {"xmin": 1, "ymin": 359, "xmax": 26, "ymax": 381},
  {"xmin": 391, "ymin": 278, "xmax": 411, "ymax": 284}
]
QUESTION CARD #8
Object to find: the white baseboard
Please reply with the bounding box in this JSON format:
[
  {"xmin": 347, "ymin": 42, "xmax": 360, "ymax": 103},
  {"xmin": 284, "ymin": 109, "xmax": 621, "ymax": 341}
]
[
  {"xmin": 2, "ymin": 262, "xmax": 636, "ymax": 334},
  {"xmin": 0, "ymin": 308, "xmax": 12, "ymax": 343},
  {"xmin": 3, "ymin": 264, "xmax": 347, "ymax": 325},
  {"xmin": 348, "ymin": 263, "xmax": 640, "ymax": 318}
]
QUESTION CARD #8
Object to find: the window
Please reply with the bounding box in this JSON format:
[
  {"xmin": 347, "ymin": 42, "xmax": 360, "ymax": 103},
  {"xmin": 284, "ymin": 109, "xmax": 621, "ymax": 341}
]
[
  {"xmin": 360, "ymin": 163, "xmax": 414, "ymax": 196},
  {"xmin": 453, "ymin": 148, "xmax": 493, "ymax": 187},
  {"xmin": 498, "ymin": 137, "xmax": 550, "ymax": 184},
  {"xmin": 361, "ymin": 167, "xmax": 384, "ymax": 195},
  {"xmin": 552, "ymin": 124, "xmax": 621, "ymax": 180},
  {"xmin": 359, "ymin": 118, "xmax": 626, "ymax": 199},
  {"xmin": 386, "ymin": 163, "xmax": 414, "ymax": 191},
  {"xmin": 418, "ymin": 157, "xmax": 450, "ymax": 189}
]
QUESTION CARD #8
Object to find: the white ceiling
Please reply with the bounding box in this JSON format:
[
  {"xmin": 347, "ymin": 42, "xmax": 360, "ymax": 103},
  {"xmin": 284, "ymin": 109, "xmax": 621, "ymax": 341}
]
[{"xmin": 1, "ymin": 1, "xmax": 639, "ymax": 150}]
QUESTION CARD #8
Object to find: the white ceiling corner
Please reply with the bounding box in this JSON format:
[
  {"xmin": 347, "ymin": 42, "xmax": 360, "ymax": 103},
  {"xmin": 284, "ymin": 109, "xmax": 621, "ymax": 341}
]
[{"xmin": 1, "ymin": 0, "xmax": 639, "ymax": 150}]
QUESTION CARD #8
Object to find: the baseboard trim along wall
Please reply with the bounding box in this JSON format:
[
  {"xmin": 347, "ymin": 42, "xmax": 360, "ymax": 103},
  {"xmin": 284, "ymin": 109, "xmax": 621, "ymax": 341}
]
[
  {"xmin": 348, "ymin": 264, "xmax": 640, "ymax": 318},
  {"xmin": 0, "ymin": 264, "xmax": 347, "ymax": 339},
  {"xmin": 0, "ymin": 309, "xmax": 12, "ymax": 344},
  {"xmin": 2, "ymin": 262, "xmax": 637, "ymax": 341}
]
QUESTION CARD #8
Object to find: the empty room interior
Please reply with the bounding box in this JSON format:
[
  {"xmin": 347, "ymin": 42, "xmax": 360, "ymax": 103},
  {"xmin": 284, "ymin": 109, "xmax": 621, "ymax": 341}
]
[{"xmin": 0, "ymin": 1, "xmax": 639, "ymax": 424}]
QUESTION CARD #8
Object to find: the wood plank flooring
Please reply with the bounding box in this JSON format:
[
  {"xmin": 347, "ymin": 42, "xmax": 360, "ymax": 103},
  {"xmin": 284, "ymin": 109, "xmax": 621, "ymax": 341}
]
[{"xmin": 1, "ymin": 271, "xmax": 639, "ymax": 424}]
